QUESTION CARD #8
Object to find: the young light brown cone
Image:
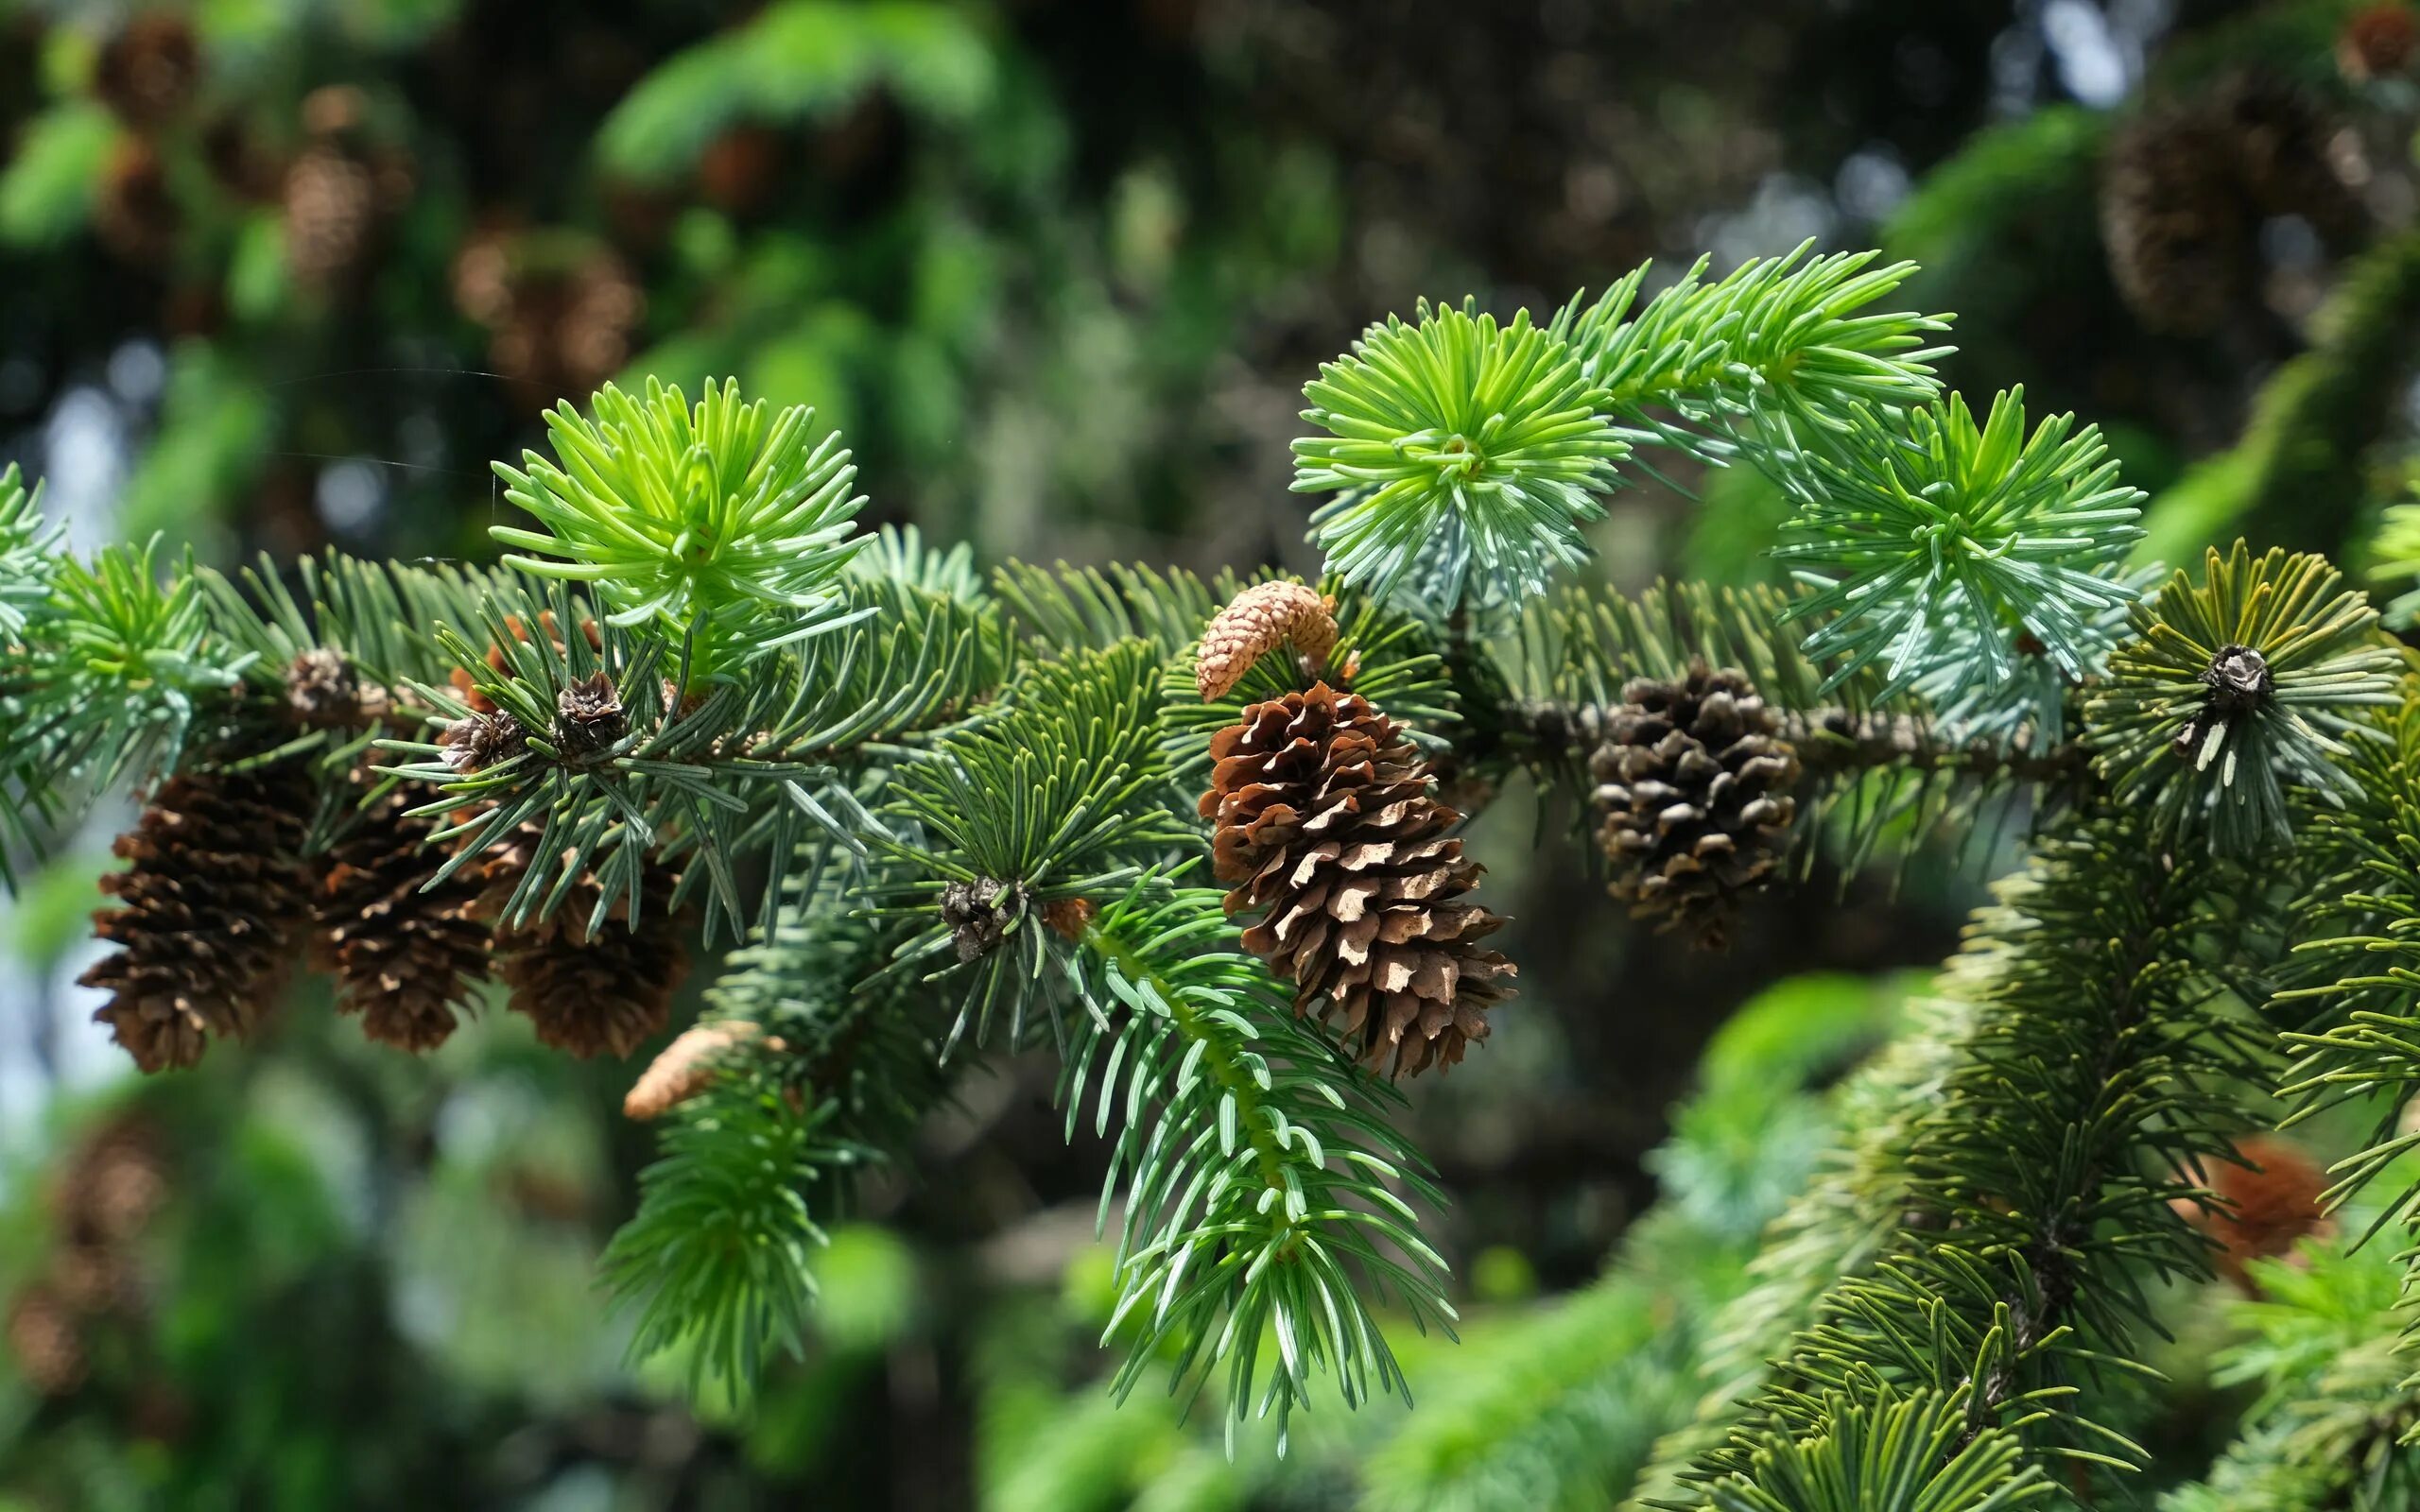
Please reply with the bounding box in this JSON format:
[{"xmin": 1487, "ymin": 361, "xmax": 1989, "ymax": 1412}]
[{"xmin": 1196, "ymin": 580, "xmax": 1339, "ymax": 700}]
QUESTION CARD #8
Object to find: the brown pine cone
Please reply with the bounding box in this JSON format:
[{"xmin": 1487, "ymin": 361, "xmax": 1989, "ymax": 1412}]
[
  {"xmin": 1201, "ymin": 683, "xmax": 1513, "ymax": 1077},
  {"xmin": 2170, "ymin": 1136, "xmax": 2335, "ymax": 1294},
  {"xmin": 468, "ymin": 836, "xmax": 688, "ymax": 1059},
  {"xmin": 83, "ymin": 764, "xmax": 314, "ymax": 1073},
  {"xmin": 1590, "ymin": 663, "xmax": 1800, "ymax": 949},
  {"xmin": 94, "ymin": 136, "xmax": 182, "ymax": 269},
  {"xmin": 311, "ymin": 787, "xmax": 493, "ymax": 1052},
  {"xmin": 2213, "ymin": 74, "xmax": 2364, "ymax": 241},
  {"xmin": 94, "ymin": 14, "xmax": 201, "ymax": 131},
  {"xmin": 495, "ymin": 900, "xmax": 688, "ymax": 1059},
  {"xmin": 285, "ymin": 648, "xmax": 389, "ymax": 728},
  {"xmin": 54, "ymin": 1115, "xmax": 169, "ymax": 1246},
  {"xmin": 2342, "ymin": 4, "xmax": 2420, "ymax": 81},
  {"xmin": 1196, "ymin": 580, "xmax": 1340, "ymax": 700},
  {"xmin": 284, "ymin": 143, "xmax": 378, "ymax": 286},
  {"xmin": 5, "ymin": 1286, "xmax": 85, "ymax": 1397},
  {"xmin": 2100, "ymin": 106, "xmax": 2255, "ymax": 335}
]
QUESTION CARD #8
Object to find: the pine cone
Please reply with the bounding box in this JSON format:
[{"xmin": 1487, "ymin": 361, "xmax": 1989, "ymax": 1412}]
[
  {"xmin": 82, "ymin": 765, "xmax": 313, "ymax": 1073},
  {"xmin": 4, "ymin": 1286, "xmax": 84, "ymax": 1397},
  {"xmin": 496, "ymin": 902, "xmax": 688, "ymax": 1059},
  {"xmin": 1201, "ymin": 683, "xmax": 1513, "ymax": 1076},
  {"xmin": 2213, "ymin": 74, "xmax": 2363, "ymax": 241},
  {"xmin": 94, "ymin": 14, "xmax": 200, "ymax": 131},
  {"xmin": 2342, "ymin": 4, "xmax": 2420, "ymax": 81},
  {"xmin": 311, "ymin": 788, "xmax": 492, "ymax": 1052},
  {"xmin": 1197, "ymin": 580, "xmax": 1340, "ymax": 700},
  {"xmin": 94, "ymin": 136, "xmax": 182, "ymax": 269},
  {"xmin": 2169, "ymin": 1136, "xmax": 2334, "ymax": 1293},
  {"xmin": 624, "ymin": 1020, "xmax": 766, "ymax": 1120},
  {"xmin": 1589, "ymin": 663, "xmax": 1799, "ymax": 949},
  {"xmin": 473, "ymin": 841, "xmax": 688, "ymax": 1059},
  {"xmin": 284, "ymin": 144, "xmax": 378, "ymax": 286},
  {"xmin": 2100, "ymin": 107, "xmax": 2254, "ymax": 335},
  {"xmin": 55, "ymin": 1116, "xmax": 169, "ymax": 1247}
]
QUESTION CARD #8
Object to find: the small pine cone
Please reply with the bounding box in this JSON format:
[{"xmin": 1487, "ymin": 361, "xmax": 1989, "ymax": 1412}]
[
  {"xmin": 311, "ymin": 789, "xmax": 492, "ymax": 1053},
  {"xmin": 94, "ymin": 136, "xmax": 182, "ymax": 269},
  {"xmin": 284, "ymin": 144, "xmax": 378, "ymax": 286},
  {"xmin": 624, "ymin": 1020, "xmax": 765, "ymax": 1120},
  {"xmin": 2170, "ymin": 1136, "xmax": 2334, "ymax": 1293},
  {"xmin": 1197, "ymin": 581, "xmax": 1340, "ymax": 700},
  {"xmin": 94, "ymin": 14, "xmax": 201, "ymax": 131},
  {"xmin": 57, "ymin": 1116, "xmax": 169, "ymax": 1246},
  {"xmin": 553, "ymin": 671, "xmax": 627, "ymax": 763},
  {"xmin": 1201, "ymin": 683, "xmax": 1514, "ymax": 1077},
  {"xmin": 2342, "ymin": 5, "xmax": 2420, "ymax": 81},
  {"xmin": 285, "ymin": 648, "xmax": 387, "ymax": 728},
  {"xmin": 441, "ymin": 711, "xmax": 528, "ymax": 774},
  {"xmin": 1589, "ymin": 663, "xmax": 1800, "ymax": 949},
  {"xmin": 82, "ymin": 765, "xmax": 313, "ymax": 1073},
  {"xmin": 2100, "ymin": 107, "xmax": 2255, "ymax": 335},
  {"xmin": 5, "ymin": 1287, "xmax": 85, "ymax": 1398}
]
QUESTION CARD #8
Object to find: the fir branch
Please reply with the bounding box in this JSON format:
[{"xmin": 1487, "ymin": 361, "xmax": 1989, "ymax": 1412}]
[
  {"xmin": 601, "ymin": 888, "xmax": 944, "ymax": 1399},
  {"xmin": 1758, "ymin": 387, "xmax": 2147, "ymax": 698},
  {"xmin": 1678, "ymin": 811, "xmax": 2263, "ymax": 1496},
  {"xmin": 1547, "ymin": 242, "xmax": 1952, "ymax": 462},
  {"xmin": 2158, "ymin": 1242, "xmax": 2420, "ymax": 1512},
  {"xmin": 1705, "ymin": 1387, "xmax": 2050, "ymax": 1512},
  {"xmin": 1060, "ymin": 883, "xmax": 1454, "ymax": 1451},
  {"xmin": 2274, "ymin": 693, "xmax": 2420, "ymax": 1263}
]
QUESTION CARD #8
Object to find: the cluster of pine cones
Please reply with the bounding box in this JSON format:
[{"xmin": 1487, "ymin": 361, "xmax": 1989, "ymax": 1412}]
[
  {"xmin": 79, "ymin": 653, "xmax": 687, "ymax": 1074},
  {"xmin": 450, "ymin": 228, "xmax": 646, "ymax": 414},
  {"xmin": 86, "ymin": 15, "xmax": 415, "ymax": 292}
]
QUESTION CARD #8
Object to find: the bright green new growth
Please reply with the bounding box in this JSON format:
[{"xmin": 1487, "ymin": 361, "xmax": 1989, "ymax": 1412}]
[
  {"xmin": 493, "ymin": 376, "xmax": 870, "ymax": 672},
  {"xmin": 2088, "ymin": 542, "xmax": 2404, "ymax": 853},
  {"xmin": 1292, "ymin": 299, "xmax": 1628, "ymax": 610},
  {"xmin": 1764, "ymin": 387, "xmax": 2146, "ymax": 696}
]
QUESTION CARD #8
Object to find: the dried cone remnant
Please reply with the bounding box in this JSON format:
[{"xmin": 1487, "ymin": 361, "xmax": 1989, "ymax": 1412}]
[
  {"xmin": 942, "ymin": 877, "xmax": 1027, "ymax": 963},
  {"xmin": 285, "ymin": 647, "xmax": 387, "ymax": 728},
  {"xmin": 1202, "ymin": 683, "xmax": 1513, "ymax": 1076},
  {"xmin": 311, "ymin": 789, "xmax": 492, "ymax": 1052},
  {"xmin": 624, "ymin": 1021, "xmax": 766, "ymax": 1121},
  {"xmin": 83, "ymin": 765, "xmax": 312, "ymax": 1073},
  {"xmin": 1197, "ymin": 580, "xmax": 1340, "ymax": 700},
  {"xmin": 441, "ymin": 710, "xmax": 527, "ymax": 774},
  {"xmin": 552, "ymin": 671, "xmax": 627, "ymax": 763},
  {"xmin": 1590, "ymin": 663, "xmax": 1800, "ymax": 949},
  {"xmin": 2170, "ymin": 1136, "xmax": 2334, "ymax": 1293}
]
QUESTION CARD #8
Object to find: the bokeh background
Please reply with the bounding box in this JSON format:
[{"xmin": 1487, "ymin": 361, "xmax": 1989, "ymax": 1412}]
[{"xmin": 1, "ymin": 1, "xmax": 2415, "ymax": 1506}]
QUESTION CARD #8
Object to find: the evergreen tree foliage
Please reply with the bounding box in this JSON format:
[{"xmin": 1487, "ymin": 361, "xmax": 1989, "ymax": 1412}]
[{"xmin": 9, "ymin": 209, "xmax": 2420, "ymax": 1510}]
